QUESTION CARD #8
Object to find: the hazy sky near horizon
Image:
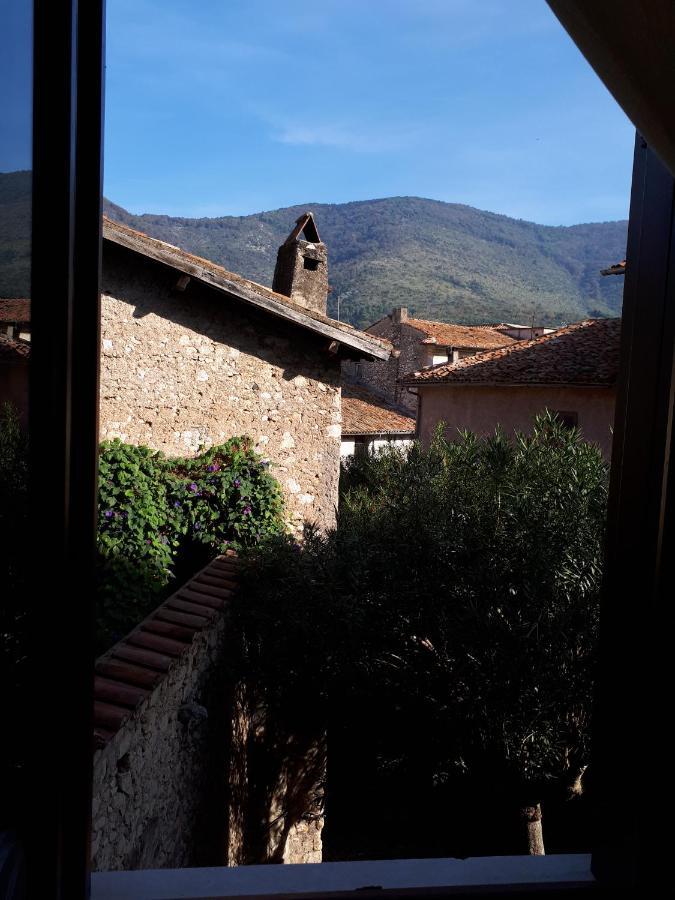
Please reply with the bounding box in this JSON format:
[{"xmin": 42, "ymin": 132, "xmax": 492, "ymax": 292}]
[{"xmin": 101, "ymin": 0, "xmax": 635, "ymax": 225}]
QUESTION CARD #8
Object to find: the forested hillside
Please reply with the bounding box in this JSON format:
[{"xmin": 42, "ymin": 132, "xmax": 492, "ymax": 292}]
[{"xmin": 1, "ymin": 171, "xmax": 626, "ymax": 327}]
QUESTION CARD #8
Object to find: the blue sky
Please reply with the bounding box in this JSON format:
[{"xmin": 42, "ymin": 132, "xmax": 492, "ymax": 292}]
[
  {"xmin": 0, "ymin": 1, "xmax": 32, "ymax": 172},
  {"xmin": 2, "ymin": 1, "xmax": 635, "ymax": 226}
]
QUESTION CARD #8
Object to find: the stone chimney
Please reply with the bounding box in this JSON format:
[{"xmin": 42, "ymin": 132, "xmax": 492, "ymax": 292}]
[
  {"xmin": 393, "ymin": 307, "xmax": 408, "ymax": 323},
  {"xmin": 272, "ymin": 212, "xmax": 328, "ymax": 315}
]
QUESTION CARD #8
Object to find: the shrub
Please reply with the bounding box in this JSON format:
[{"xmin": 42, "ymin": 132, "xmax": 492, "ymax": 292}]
[
  {"xmin": 0, "ymin": 403, "xmax": 30, "ymax": 799},
  {"xmin": 238, "ymin": 414, "xmax": 609, "ymax": 854},
  {"xmin": 96, "ymin": 436, "xmax": 284, "ymax": 650}
]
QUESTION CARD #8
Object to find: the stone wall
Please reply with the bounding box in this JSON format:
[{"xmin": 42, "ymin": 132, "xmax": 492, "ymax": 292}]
[
  {"xmin": 92, "ymin": 602, "xmax": 229, "ymax": 870},
  {"xmin": 272, "ymin": 237, "xmax": 328, "ymax": 316},
  {"xmin": 342, "ymin": 311, "xmax": 423, "ymax": 415},
  {"xmin": 92, "ymin": 557, "xmax": 324, "ymax": 871},
  {"xmin": 100, "ymin": 243, "xmax": 342, "ymax": 533}
]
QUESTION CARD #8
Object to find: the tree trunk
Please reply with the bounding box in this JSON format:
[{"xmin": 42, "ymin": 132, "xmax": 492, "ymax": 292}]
[{"xmin": 520, "ymin": 803, "xmax": 545, "ymax": 855}]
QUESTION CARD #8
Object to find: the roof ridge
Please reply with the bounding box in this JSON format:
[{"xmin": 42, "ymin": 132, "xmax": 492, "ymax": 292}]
[
  {"xmin": 102, "ymin": 217, "xmax": 391, "ymax": 361},
  {"xmin": 401, "ymin": 317, "xmax": 621, "ymax": 386}
]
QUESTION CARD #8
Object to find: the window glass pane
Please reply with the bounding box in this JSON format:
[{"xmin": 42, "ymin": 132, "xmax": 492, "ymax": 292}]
[
  {"xmin": 93, "ymin": 0, "xmax": 631, "ymax": 876},
  {"xmin": 0, "ymin": 0, "xmax": 32, "ymax": 854}
]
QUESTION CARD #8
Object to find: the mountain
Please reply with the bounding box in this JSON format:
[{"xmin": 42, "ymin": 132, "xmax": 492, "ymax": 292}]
[
  {"xmin": 1, "ymin": 170, "xmax": 626, "ymax": 328},
  {"xmin": 0, "ymin": 171, "xmax": 31, "ymax": 300}
]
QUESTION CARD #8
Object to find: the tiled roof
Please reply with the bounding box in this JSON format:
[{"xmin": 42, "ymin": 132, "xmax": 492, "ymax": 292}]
[
  {"xmin": 0, "ymin": 299, "xmax": 30, "ymax": 323},
  {"xmin": 103, "ymin": 217, "xmax": 390, "ymax": 362},
  {"xmin": 406, "ymin": 317, "xmax": 517, "ymax": 350},
  {"xmin": 93, "ymin": 554, "xmax": 240, "ymax": 749},
  {"xmin": 0, "ymin": 334, "xmax": 30, "ymax": 361},
  {"xmin": 342, "ymin": 384, "xmax": 416, "ymax": 436},
  {"xmin": 402, "ymin": 318, "xmax": 621, "ymax": 387}
]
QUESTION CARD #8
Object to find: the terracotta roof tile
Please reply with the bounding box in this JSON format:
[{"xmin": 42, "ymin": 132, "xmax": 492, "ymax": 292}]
[
  {"xmin": 402, "ymin": 318, "xmax": 621, "ymax": 387},
  {"xmin": 406, "ymin": 317, "xmax": 517, "ymax": 350},
  {"xmin": 93, "ymin": 553, "xmax": 240, "ymax": 748},
  {"xmin": 0, "ymin": 299, "xmax": 30, "ymax": 323},
  {"xmin": 342, "ymin": 384, "xmax": 416, "ymax": 436}
]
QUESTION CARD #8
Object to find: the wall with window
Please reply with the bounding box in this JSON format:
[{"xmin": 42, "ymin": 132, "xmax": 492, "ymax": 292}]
[{"xmin": 416, "ymin": 384, "xmax": 616, "ymax": 458}]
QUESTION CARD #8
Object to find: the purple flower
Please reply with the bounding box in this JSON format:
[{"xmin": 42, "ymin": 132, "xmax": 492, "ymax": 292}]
[
  {"xmin": 189, "ymin": 483, "xmax": 199, "ymax": 492},
  {"xmin": 207, "ymin": 463, "xmax": 220, "ymax": 472},
  {"xmin": 104, "ymin": 509, "xmax": 114, "ymax": 519},
  {"xmin": 243, "ymin": 505, "xmax": 252, "ymax": 516},
  {"xmin": 234, "ymin": 478, "xmax": 241, "ymax": 488},
  {"xmin": 174, "ymin": 501, "xmax": 182, "ymax": 508},
  {"xmin": 146, "ymin": 538, "xmax": 152, "ymax": 545}
]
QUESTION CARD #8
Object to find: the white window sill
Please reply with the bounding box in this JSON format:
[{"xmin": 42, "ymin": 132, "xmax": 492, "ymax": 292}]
[{"xmin": 91, "ymin": 853, "xmax": 594, "ymax": 899}]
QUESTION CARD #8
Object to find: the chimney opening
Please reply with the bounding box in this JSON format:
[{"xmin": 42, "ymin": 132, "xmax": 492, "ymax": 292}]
[{"xmin": 303, "ymin": 257, "xmax": 320, "ymax": 271}]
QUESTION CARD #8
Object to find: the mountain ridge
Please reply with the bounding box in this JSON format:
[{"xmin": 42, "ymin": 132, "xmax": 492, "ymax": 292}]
[{"xmin": 0, "ymin": 170, "xmax": 626, "ymax": 328}]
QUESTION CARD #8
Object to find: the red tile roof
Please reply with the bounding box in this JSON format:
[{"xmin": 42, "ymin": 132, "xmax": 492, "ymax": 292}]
[
  {"xmin": 342, "ymin": 384, "xmax": 416, "ymax": 436},
  {"xmin": 402, "ymin": 318, "xmax": 621, "ymax": 387},
  {"xmin": 0, "ymin": 334, "xmax": 30, "ymax": 361},
  {"xmin": 406, "ymin": 317, "xmax": 517, "ymax": 350},
  {"xmin": 0, "ymin": 299, "xmax": 30, "ymax": 323},
  {"xmin": 93, "ymin": 554, "xmax": 240, "ymax": 749},
  {"xmin": 103, "ymin": 217, "xmax": 390, "ymax": 362}
]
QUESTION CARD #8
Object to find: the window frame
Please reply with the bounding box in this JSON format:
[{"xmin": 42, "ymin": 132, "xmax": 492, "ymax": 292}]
[{"xmin": 21, "ymin": 0, "xmax": 675, "ymax": 896}]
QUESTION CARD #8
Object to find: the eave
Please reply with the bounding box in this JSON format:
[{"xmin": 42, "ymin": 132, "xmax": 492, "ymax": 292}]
[{"xmin": 102, "ymin": 218, "xmax": 390, "ymax": 362}]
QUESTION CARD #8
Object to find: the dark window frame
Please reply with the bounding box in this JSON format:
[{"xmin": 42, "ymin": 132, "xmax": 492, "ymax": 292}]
[
  {"xmin": 22, "ymin": 1, "xmax": 675, "ymax": 896},
  {"xmin": 551, "ymin": 410, "xmax": 579, "ymax": 430}
]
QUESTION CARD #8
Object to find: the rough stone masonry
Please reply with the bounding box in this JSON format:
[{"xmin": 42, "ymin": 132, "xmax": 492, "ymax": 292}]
[{"xmin": 99, "ymin": 216, "xmax": 363, "ymax": 534}]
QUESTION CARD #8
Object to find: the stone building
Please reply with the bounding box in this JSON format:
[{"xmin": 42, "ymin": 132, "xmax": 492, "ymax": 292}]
[
  {"xmin": 402, "ymin": 318, "xmax": 621, "ymax": 459},
  {"xmin": 343, "ymin": 306, "xmax": 517, "ymax": 415},
  {"xmin": 100, "ymin": 213, "xmax": 389, "ymax": 532}
]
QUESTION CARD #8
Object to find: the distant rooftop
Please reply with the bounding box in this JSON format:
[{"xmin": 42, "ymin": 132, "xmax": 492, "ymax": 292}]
[
  {"xmin": 342, "ymin": 384, "xmax": 416, "ymax": 436},
  {"xmin": 0, "ymin": 299, "xmax": 31, "ymax": 323},
  {"xmin": 402, "ymin": 318, "xmax": 621, "ymax": 387},
  {"xmin": 406, "ymin": 317, "xmax": 516, "ymax": 351}
]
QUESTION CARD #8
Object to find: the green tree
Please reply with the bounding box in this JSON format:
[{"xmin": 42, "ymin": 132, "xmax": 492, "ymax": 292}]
[{"xmin": 239, "ymin": 414, "xmax": 608, "ymax": 855}]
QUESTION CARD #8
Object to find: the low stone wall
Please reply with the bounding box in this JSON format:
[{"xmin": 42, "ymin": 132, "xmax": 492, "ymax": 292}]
[
  {"xmin": 91, "ymin": 555, "xmax": 324, "ymax": 871},
  {"xmin": 91, "ymin": 557, "xmax": 236, "ymax": 871}
]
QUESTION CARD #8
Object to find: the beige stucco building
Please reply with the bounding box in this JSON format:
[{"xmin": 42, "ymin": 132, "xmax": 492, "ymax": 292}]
[
  {"xmin": 402, "ymin": 318, "xmax": 621, "ymax": 459},
  {"xmin": 99, "ymin": 214, "xmax": 389, "ymax": 533}
]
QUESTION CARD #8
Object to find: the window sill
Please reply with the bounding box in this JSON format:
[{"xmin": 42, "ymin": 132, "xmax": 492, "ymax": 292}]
[{"xmin": 91, "ymin": 853, "xmax": 594, "ymax": 899}]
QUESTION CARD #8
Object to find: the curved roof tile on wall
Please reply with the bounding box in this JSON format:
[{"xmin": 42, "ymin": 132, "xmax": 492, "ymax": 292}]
[
  {"xmin": 402, "ymin": 318, "xmax": 621, "ymax": 387},
  {"xmin": 93, "ymin": 554, "xmax": 240, "ymax": 749}
]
